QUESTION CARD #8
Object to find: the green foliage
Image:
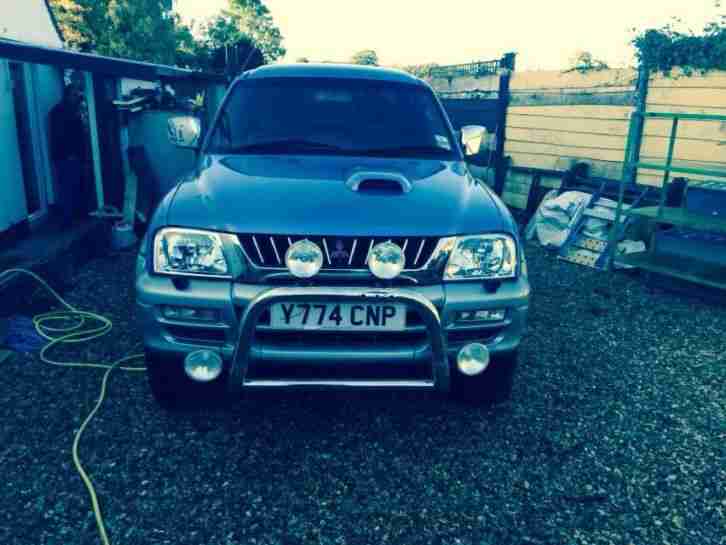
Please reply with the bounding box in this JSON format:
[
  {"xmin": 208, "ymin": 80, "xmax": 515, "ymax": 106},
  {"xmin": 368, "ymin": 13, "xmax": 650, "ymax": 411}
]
[
  {"xmin": 49, "ymin": 0, "xmax": 182, "ymax": 65},
  {"xmin": 564, "ymin": 51, "xmax": 610, "ymax": 73},
  {"xmin": 222, "ymin": 0, "xmax": 286, "ymax": 62},
  {"xmin": 47, "ymin": 0, "xmax": 86, "ymax": 48},
  {"xmin": 48, "ymin": 0, "xmax": 284, "ymax": 70},
  {"xmin": 351, "ymin": 50, "xmax": 379, "ymax": 66},
  {"xmin": 632, "ymin": 15, "xmax": 726, "ymax": 74}
]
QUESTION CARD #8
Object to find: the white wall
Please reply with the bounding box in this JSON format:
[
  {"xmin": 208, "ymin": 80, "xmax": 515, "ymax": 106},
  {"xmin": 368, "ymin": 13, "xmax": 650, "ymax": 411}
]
[
  {"xmin": 0, "ymin": 0, "xmax": 63, "ymax": 47},
  {"xmin": 0, "ymin": 60, "xmax": 29, "ymax": 232}
]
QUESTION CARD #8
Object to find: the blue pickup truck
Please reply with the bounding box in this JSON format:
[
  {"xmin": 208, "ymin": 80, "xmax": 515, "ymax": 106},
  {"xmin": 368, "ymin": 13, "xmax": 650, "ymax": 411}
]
[{"xmin": 135, "ymin": 63, "xmax": 530, "ymax": 407}]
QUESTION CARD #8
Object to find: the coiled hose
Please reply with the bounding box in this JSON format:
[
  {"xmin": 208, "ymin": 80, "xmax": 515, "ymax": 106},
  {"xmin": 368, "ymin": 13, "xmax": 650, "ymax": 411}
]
[{"xmin": 0, "ymin": 268, "xmax": 145, "ymax": 545}]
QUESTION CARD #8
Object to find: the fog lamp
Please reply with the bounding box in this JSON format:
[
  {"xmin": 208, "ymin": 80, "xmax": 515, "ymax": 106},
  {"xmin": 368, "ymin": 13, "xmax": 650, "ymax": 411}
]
[
  {"xmin": 285, "ymin": 239, "xmax": 324, "ymax": 278},
  {"xmin": 457, "ymin": 343, "xmax": 490, "ymax": 376},
  {"xmin": 184, "ymin": 350, "xmax": 223, "ymax": 382},
  {"xmin": 368, "ymin": 241, "xmax": 405, "ymax": 280},
  {"xmin": 456, "ymin": 309, "xmax": 506, "ymax": 323}
]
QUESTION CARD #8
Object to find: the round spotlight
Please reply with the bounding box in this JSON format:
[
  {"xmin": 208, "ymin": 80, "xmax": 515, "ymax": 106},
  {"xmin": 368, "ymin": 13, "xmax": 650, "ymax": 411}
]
[
  {"xmin": 368, "ymin": 241, "xmax": 405, "ymax": 280},
  {"xmin": 285, "ymin": 239, "xmax": 324, "ymax": 278},
  {"xmin": 457, "ymin": 343, "xmax": 490, "ymax": 376},
  {"xmin": 184, "ymin": 350, "xmax": 224, "ymax": 382}
]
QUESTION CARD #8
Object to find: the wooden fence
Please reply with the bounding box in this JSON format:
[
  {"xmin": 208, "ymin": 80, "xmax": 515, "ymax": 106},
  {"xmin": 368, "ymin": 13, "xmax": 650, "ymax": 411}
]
[{"xmin": 498, "ymin": 68, "xmax": 726, "ymax": 210}]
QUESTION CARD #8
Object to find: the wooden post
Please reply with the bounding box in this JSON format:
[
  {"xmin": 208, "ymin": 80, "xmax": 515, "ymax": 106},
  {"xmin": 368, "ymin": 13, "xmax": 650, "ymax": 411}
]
[
  {"xmin": 493, "ymin": 52, "xmax": 515, "ymax": 196},
  {"xmin": 83, "ymin": 71, "xmax": 105, "ymax": 210}
]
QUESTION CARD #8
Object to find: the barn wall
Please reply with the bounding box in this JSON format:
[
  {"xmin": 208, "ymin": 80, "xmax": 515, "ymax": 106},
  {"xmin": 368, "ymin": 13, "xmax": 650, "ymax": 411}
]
[
  {"xmin": 500, "ymin": 69, "xmax": 636, "ymax": 209},
  {"xmin": 636, "ymin": 69, "xmax": 726, "ymax": 186}
]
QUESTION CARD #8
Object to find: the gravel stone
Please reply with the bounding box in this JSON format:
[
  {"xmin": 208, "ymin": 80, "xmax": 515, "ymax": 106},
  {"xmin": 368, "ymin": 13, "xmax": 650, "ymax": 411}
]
[{"xmin": 0, "ymin": 244, "xmax": 724, "ymax": 545}]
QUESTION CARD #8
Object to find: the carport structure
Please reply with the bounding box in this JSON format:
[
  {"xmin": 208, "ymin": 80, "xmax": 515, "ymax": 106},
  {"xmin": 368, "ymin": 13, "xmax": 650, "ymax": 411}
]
[{"xmin": 0, "ymin": 14, "xmax": 226, "ymax": 285}]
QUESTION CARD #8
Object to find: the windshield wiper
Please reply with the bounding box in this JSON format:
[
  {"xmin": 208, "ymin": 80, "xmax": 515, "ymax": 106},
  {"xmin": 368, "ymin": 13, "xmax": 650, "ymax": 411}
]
[
  {"xmin": 356, "ymin": 145, "xmax": 452, "ymax": 157},
  {"xmin": 218, "ymin": 139, "xmax": 345, "ymax": 154}
]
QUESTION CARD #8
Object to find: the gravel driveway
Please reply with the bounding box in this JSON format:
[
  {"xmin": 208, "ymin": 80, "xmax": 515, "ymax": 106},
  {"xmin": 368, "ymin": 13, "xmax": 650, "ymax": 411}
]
[{"xmin": 1, "ymin": 244, "xmax": 724, "ymax": 545}]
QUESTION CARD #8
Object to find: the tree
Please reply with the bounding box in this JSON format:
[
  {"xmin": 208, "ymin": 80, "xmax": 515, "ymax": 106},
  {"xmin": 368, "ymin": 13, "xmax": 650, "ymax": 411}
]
[
  {"xmin": 351, "ymin": 49, "xmax": 379, "ymax": 66},
  {"xmin": 565, "ymin": 50, "xmax": 609, "ymax": 73},
  {"xmin": 222, "ymin": 0, "xmax": 286, "ymax": 62},
  {"xmin": 48, "ymin": 0, "xmax": 183, "ymax": 65},
  {"xmin": 47, "ymin": 0, "xmax": 87, "ymax": 48},
  {"xmin": 632, "ymin": 15, "xmax": 726, "ymax": 74}
]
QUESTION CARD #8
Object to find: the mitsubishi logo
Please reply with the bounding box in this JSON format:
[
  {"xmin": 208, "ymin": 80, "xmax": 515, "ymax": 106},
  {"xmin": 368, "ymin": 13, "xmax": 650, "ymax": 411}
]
[{"xmin": 330, "ymin": 239, "xmax": 350, "ymax": 265}]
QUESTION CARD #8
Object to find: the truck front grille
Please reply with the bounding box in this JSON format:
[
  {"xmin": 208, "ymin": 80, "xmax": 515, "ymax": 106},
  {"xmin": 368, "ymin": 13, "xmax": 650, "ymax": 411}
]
[{"xmin": 238, "ymin": 235, "xmax": 440, "ymax": 271}]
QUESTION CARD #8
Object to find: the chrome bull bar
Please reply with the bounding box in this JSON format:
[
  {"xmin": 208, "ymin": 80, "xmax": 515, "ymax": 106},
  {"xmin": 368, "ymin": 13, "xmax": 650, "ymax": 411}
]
[{"xmin": 228, "ymin": 287, "xmax": 450, "ymax": 392}]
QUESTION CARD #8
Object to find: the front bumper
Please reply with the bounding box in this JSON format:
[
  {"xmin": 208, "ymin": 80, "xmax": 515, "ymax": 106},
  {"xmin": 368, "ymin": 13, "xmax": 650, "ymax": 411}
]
[{"xmin": 136, "ymin": 273, "xmax": 530, "ymax": 393}]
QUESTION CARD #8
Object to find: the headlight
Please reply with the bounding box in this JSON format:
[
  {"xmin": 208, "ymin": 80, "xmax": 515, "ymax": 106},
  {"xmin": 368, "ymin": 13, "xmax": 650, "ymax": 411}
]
[
  {"xmin": 154, "ymin": 228, "xmax": 231, "ymax": 277},
  {"xmin": 444, "ymin": 234, "xmax": 517, "ymax": 281}
]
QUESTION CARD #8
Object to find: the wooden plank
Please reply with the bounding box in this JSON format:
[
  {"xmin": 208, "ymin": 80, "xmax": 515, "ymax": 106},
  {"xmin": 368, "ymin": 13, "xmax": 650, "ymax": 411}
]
[
  {"xmin": 633, "ymin": 161, "xmax": 726, "ymax": 179},
  {"xmin": 507, "ymin": 116, "xmax": 630, "ymax": 136},
  {"xmin": 646, "ymin": 87, "xmax": 726, "ymax": 109},
  {"xmin": 507, "ymin": 127, "xmax": 628, "ymax": 149},
  {"xmin": 507, "ymin": 104, "xmax": 633, "ymax": 119},
  {"xmin": 648, "ymin": 69, "xmax": 726, "ymax": 88},
  {"xmin": 505, "ymin": 140, "xmax": 625, "ymax": 162},
  {"xmin": 642, "ymin": 121, "xmax": 726, "ymax": 141},
  {"xmin": 640, "ymin": 137, "xmax": 726, "ymax": 162},
  {"xmin": 636, "ymin": 169, "xmax": 718, "ymax": 185},
  {"xmin": 507, "ymin": 152, "xmax": 624, "ymax": 179},
  {"xmin": 644, "ymin": 104, "xmax": 726, "ymax": 116},
  {"xmin": 509, "ymin": 90, "xmax": 634, "ymax": 107},
  {"xmin": 509, "ymin": 68, "xmax": 637, "ymax": 91}
]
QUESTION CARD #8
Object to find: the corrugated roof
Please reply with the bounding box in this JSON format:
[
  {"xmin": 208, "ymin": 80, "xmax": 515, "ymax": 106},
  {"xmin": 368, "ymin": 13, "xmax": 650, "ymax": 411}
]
[{"xmin": 0, "ymin": 38, "xmax": 226, "ymax": 83}]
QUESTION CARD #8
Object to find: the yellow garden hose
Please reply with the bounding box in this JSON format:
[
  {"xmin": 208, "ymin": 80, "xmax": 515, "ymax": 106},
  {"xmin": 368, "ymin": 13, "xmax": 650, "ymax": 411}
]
[{"xmin": 0, "ymin": 269, "xmax": 145, "ymax": 545}]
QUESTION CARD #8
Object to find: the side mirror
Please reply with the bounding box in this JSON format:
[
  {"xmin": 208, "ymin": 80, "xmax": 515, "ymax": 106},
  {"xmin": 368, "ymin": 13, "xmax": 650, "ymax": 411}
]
[
  {"xmin": 461, "ymin": 125, "xmax": 487, "ymax": 156},
  {"xmin": 167, "ymin": 116, "xmax": 201, "ymax": 149}
]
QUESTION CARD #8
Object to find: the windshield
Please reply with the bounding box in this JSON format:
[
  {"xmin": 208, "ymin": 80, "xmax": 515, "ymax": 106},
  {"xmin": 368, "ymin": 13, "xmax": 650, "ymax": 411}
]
[{"xmin": 207, "ymin": 77, "xmax": 459, "ymax": 159}]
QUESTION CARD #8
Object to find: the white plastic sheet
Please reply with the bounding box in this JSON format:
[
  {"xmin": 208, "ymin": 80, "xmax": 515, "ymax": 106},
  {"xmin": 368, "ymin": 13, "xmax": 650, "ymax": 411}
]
[{"xmin": 525, "ymin": 190, "xmax": 593, "ymax": 248}]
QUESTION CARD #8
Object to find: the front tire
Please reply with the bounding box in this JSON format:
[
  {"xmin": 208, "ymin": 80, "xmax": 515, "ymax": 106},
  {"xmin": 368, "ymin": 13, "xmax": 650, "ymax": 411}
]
[
  {"xmin": 146, "ymin": 350, "xmax": 228, "ymax": 409},
  {"xmin": 451, "ymin": 350, "xmax": 518, "ymax": 404}
]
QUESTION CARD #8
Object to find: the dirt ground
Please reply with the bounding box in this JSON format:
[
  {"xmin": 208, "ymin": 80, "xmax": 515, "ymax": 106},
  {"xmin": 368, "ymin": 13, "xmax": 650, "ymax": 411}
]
[{"xmin": 1, "ymin": 244, "xmax": 724, "ymax": 545}]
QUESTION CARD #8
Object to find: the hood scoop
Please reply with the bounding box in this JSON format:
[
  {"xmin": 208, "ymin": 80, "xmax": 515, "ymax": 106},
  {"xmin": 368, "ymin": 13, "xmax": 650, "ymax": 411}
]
[{"xmin": 346, "ymin": 171, "xmax": 413, "ymax": 194}]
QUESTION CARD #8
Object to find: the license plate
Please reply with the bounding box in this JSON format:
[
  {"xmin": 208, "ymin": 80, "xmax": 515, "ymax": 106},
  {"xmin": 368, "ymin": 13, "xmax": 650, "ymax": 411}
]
[{"xmin": 270, "ymin": 302, "xmax": 406, "ymax": 331}]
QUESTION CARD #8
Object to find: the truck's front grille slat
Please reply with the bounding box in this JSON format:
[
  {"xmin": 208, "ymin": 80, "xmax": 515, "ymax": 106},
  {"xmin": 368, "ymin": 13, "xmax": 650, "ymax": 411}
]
[
  {"xmin": 238, "ymin": 235, "xmax": 440, "ymax": 271},
  {"xmin": 251, "ymin": 235, "xmax": 265, "ymax": 265},
  {"xmin": 269, "ymin": 236, "xmax": 281, "ymax": 264}
]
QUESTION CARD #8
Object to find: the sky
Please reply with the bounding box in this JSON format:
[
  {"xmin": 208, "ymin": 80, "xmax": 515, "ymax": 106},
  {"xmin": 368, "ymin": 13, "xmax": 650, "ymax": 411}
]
[{"xmin": 175, "ymin": 0, "xmax": 724, "ymax": 70}]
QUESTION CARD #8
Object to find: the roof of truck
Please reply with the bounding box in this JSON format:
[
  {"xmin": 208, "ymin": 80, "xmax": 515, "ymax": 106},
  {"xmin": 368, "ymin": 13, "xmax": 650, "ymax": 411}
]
[{"xmin": 242, "ymin": 63, "xmax": 425, "ymax": 85}]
